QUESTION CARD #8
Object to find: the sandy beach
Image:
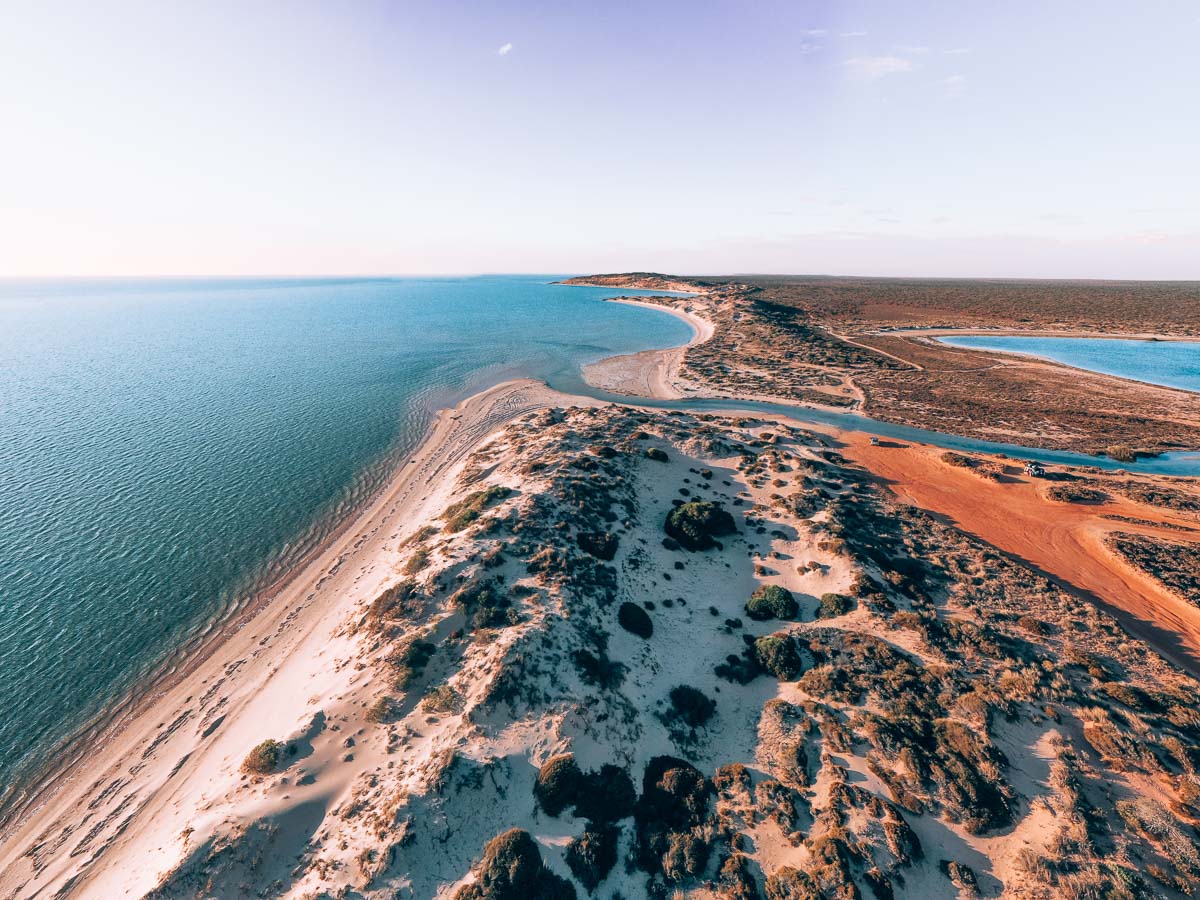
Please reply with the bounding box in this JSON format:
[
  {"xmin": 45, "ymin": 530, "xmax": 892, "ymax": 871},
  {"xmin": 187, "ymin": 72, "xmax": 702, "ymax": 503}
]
[{"xmin": 579, "ymin": 296, "xmax": 715, "ymax": 399}]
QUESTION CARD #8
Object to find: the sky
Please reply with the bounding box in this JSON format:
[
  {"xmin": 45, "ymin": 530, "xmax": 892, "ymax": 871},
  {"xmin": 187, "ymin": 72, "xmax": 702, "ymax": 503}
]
[{"xmin": 0, "ymin": 0, "xmax": 1197, "ymax": 279}]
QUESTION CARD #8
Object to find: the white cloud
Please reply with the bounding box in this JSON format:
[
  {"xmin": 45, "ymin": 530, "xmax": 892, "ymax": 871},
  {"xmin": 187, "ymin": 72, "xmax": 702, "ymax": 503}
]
[
  {"xmin": 498, "ymin": 42, "xmax": 513, "ymax": 56},
  {"xmin": 844, "ymin": 56, "xmax": 914, "ymax": 79},
  {"xmin": 944, "ymin": 48, "xmax": 971, "ymax": 55},
  {"xmin": 839, "ymin": 31, "xmax": 867, "ymax": 37},
  {"xmin": 897, "ymin": 45, "xmax": 929, "ymax": 55},
  {"xmin": 799, "ymin": 28, "xmax": 827, "ymax": 36}
]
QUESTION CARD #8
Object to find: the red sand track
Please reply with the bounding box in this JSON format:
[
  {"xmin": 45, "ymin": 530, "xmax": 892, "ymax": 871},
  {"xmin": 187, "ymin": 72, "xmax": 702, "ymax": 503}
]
[{"xmin": 842, "ymin": 435, "xmax": 1200, "ymax": 677}]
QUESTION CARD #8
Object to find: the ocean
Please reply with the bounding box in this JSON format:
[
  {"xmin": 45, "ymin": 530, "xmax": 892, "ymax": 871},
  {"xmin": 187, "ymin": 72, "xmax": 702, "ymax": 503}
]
[
  {"xmin": 938, "ymin": 334, "xmax": 1200, "ymax": 394},
  {"xmin": 0, "ymin": 275, "xmax": 692, "ymax": 798}
]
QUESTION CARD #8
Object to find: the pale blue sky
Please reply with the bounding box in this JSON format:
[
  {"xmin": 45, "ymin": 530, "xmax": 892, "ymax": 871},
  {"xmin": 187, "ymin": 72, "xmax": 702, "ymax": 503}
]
[{"xmin": 1, "ymin": 1, "xmax": 1197, "ymax": 278}]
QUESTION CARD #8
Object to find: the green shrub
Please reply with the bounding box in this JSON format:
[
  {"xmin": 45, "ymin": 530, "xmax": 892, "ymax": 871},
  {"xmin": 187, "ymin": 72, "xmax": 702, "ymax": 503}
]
[
  {"xmin": 662, "ymin": 831, "xmax": 709, "ymax": 883},
  {"xmin": 617, "ymin": 601, "xmax": 653, "ymax": 639},
  {"xmin": 241, "ymin": 739, "xmax": 282, "ymax": 775},
  {"xmin": 443, "ymin": 485, "xmax": 513, "ymax": 533},
  {"xmin": 745, "ymin": 584, "xmax": 798, "ymax": 621},
  {"xmin": 402, "ymin": 547, "xmax": 430, "ymax": 575},
  {"xmin": 754, "ymin": 634, "xmax": 803, "ymax": 680},
  {"xmin": 817, "ymin": 592, "xmax": 852, "ymax": 618},
  {"xmin": 664, "ymin": 501, "xmax": 736, "ymax": 551}
]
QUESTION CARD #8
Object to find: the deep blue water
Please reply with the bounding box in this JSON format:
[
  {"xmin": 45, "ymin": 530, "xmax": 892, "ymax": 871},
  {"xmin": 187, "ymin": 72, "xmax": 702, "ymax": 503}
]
[
  {"xmin": 938, "ymin": 334, "xmax": 1200, "ymax": 394},
  {"xmin": 0, "ymin": 276, "xmax": 692, "ymax": 798}
]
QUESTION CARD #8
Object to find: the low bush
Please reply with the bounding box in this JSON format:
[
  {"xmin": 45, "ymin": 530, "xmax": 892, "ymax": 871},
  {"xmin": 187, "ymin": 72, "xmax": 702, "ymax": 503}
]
[
  {"xmin": 617, "ymin": 601, "xmax": 653, "ymax": 639},
  {"xmin": 366, "ymin": 695, "xmax": 398, "ymax": 723},
  {"xmin": 1046, "ymin": 484, "xmax": 1107, "ymax": 503},
  {"xmin": 534, "ymin": 754, "xmax": 585, "ymax": 816},
  {"xmin": 454, "ymin": 829, "xmax": 576, "ymax": 900},
  {"xmin": 1106, "ymin": 444, "xmax": 1138, "ymax": 463},
  {"xmin": 422, "ymin": 684, "xmax": 462, "ymax": 714},
  {"xmin": 668, "ymin": 685, "xmax": 717, "ymax": 728},
  {"xmin": 645, "ymin": 447, "xmax": 669, "ymax": 462},
  {"xmin": 755, "ymin": 634, "xmax": 803, "ymax": 680},
  {"xmin": 634, "ymin": 756, "xmax": 713, "ymax": 879},
  {"xmin": 664, "ymin": 501, "xmax": 736, "ymax": 551},
  {"xmin": 565, "ymin": 824, "xmax": 619, "ymax": 892},
  {"xmin": 576, "ymin": 764, "xmax": 637, "ymax": 823},
  {"xmin": 745, "ymin": 584, "xmax": 798, "ymax": 621},
  {"xmin": 576, "ymin": 531, "xmax": 619, "ymax": 561},
  {"xmin": 817, "ymin": 592, "xmax": 852, "ymax": 618},
  {"xmin": 241, "ymin": 739, "xmax": 282, "ymax": 775},
  {"xmin": 443, "ymin": 485, "xmax": 513, "ymax": 533}
]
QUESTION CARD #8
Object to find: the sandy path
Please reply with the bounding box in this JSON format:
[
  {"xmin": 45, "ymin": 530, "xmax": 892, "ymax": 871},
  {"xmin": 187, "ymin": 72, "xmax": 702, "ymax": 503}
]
[
  {"xmin": 840, "ymin": 435, "xmax": 1200, "ymax": 677},
  {"xmin": 0, "ymin": 379, "xmax": 582, "ymax": 898}
]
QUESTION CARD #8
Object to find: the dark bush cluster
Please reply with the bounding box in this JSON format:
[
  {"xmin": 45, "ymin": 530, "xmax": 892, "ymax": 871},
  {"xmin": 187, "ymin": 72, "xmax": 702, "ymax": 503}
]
[
  {"xmin": 664, "ymin": 501, "xmax": 737, "ymax": 551},
  {"xmin": 564, "ymin": 824, "xmax": 619, "ymax": 892},
  {"xmin": 451, "ymin": 577, "xmax": 519, "ymax": 631},
  {"xmin": 666, "ymin": 685, "xmax": 717, "ymax": 728},
  {"xmin": 390, "ymin": 637, "xmax": 436, "ymax": 688},
  {"xmin": 634, "ymin": 756, "xmax": 714, "ymax": 884},
  {"xmin": 363, "ymin": 579, "xmax": 423, "ymax": 635},
  {"xmin": 745, "ymin": 584, "xmax": 798, "ymax": 621},
  {"xmin": 576, "ymin": 530, "xmax": 619, "ymax": 561},
  {"xmin": 533, "ymin": 754, "xmax": 636, "ymax": 823},
  {"xmin": 453, "ymin": 828, "xmax": 575, "ymax": 900}
]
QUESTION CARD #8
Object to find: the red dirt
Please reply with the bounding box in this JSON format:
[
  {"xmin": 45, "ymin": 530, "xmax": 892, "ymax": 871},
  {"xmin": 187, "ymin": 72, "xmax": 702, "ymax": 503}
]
[{"xmin": 841, "ymin": 435, "xmax": 1200, "ymax": 677}]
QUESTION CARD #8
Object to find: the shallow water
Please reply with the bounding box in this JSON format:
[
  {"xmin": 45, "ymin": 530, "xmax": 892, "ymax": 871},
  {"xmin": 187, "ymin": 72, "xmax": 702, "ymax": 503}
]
[
  {"xmin": 938, "ymin": 334, "xmax": 1200, "ymax": 394},
  {"xmin": 0, "ymin": 276, "xmax": 691, "ymax": 795}
]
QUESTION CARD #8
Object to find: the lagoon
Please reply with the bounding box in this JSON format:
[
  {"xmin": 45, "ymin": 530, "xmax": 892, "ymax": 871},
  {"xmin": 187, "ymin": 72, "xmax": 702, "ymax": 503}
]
[{"xmin": 938, "ymin": 334, "xmax": 1200, "ymax": 394}]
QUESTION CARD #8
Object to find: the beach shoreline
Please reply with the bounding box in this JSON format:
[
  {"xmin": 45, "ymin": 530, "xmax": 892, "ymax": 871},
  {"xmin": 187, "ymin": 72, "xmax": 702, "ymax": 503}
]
[
  {"xmin": 0, "ymin": 377, "xmax": 589, "ymax": 895},
  {"xmin": 579, "ymin": 296, "xmax": 715, "ymax": 399}
]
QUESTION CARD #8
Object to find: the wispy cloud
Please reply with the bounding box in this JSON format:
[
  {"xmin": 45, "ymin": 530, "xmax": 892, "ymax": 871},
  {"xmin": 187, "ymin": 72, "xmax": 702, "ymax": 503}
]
[
  {"xmin": 844, "ymin": 55, "xmax": 914, "ymax": 79},
  {"xmin": 896, "ymin": 45, "xmax": 929, "ymax": 55},
  {"xmin": 839, "ymin": 31, "xmax": 867, "ymax": 38},
  {"xmin": 799, "ymin": 28, "xmax": 827, "ymax": 36},
  {"xmin": 941, "ymin": 74, "xmax": 967, "ymax": 97},
  {"xmin": 497, "ymin": 42, "xmax": 513, "ymax": 56},
  {"xmin": 943, "ymin": 48, "xmax": 971, "ymax": 55}
]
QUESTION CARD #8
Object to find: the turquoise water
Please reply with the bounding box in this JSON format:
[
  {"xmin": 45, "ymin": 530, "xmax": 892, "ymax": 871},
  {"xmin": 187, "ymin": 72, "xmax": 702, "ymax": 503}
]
[
  {"xmin": 0, "ymin": 276, "xmax": 692, "ymax": 801},
  {"xmin": 939, "ymin": 334, "xmax": 1200, "ymax": 394}
]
